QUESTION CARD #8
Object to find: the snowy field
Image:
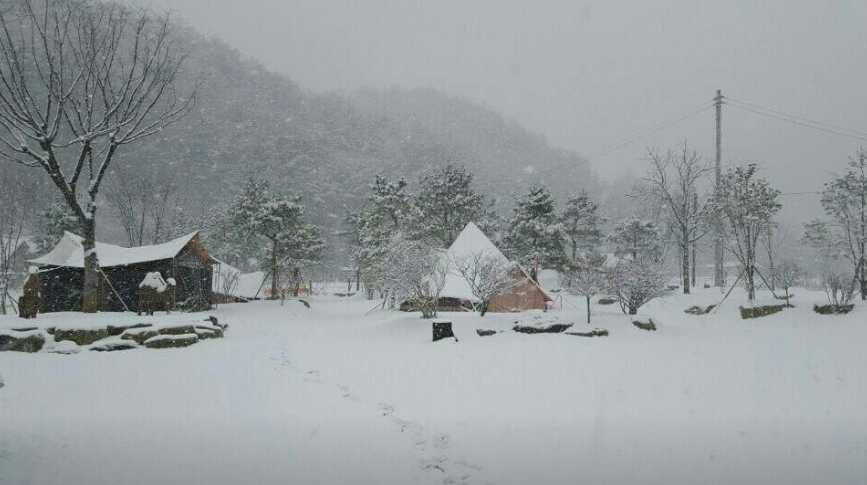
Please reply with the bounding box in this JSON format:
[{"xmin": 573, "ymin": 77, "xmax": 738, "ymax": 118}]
[{"xmin": 1, "ymin": 288, "xmax": 866, "ymax": 485}]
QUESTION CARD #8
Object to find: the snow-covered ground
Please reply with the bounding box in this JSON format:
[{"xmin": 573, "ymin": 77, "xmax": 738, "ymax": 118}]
[{"xmin": 1, "ymin": 288, "xmax": 866, "ymax": 484}]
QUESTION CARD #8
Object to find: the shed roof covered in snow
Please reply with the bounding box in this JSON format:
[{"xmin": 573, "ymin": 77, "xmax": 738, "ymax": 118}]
[{"xmin": 29, "ymin": 232, "xmax": 202, "ymax": 268}]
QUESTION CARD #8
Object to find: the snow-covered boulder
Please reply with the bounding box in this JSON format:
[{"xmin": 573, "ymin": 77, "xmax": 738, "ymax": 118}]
[
  {"xmin": 120, "ymin": 327, "xmax": 160, "ymax": 345},
  {"xmin": 194, "ymin": 325, "xmax": 223, "ymax": 340},
  {"xmin": 90, "ymin": 338, "xmax": 139, "ymax": 352},
  {"xmin": 512, "ymin": 311, "xmax": 573, "ymax": 334},
  {"xmin": 144, "ymin": 333, "xmax": 198, "ymax": 349},
  {"xmin": 53, "ymin": 327, "xmax": 109, "ymax": 346},
  {"xmin": 157, "ymin": 324, "xmax": 196, "ymax": 336},
  {"xmin": 106, "ymin": 322, "xmax": 152, "ymax": 336},
  {"xmin": 48, "ymin": 340, "xmax": 82, "ymax": 355},
  {"xmin": 565, "ymin": 328, "xmax": 609, "ymax": 337},
  {"xmin": 632, "ymin": 318, "xmax": 658, "ymax": 331},
  {"xmin": 0, "ymin": 329, "xmax": 46, "ymax": 352}
]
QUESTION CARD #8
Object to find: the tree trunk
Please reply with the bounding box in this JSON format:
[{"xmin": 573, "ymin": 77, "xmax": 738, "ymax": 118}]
[
  {"xmin": 270, "ymin": 240, "xmax": 278, "ymax": 299},
  {"xmin": 585, "ymin": 295, "xmax": 591, "ymax": 324},
  {"xmin": 0, "ymin": 282, "xmax": 7, "ymax": 315},
  {"xmin": 681, "ymin": 243, "xmax": 690, "ymax": 295},
  {"xmin": 766, "ymin": 225, "xmax": 776, "ymax": 292},
  {"xmin": 861, "ymin": 167, "xmax": 865, "ymax": 300},
  {"xmin": 746, "ymin": 267, "xmax": 756, "ymax": 303},
  {"xmin": 691, "ymin": 240, "xmax": 697, "ymax": 288},
  {"xmin": 81, "ymin": 218, "xmax": 101, "ymax": 313}
]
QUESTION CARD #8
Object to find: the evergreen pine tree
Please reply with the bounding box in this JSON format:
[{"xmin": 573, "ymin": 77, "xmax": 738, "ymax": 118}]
[
  {"xmin": 33, "ymin": 202, "xmax": 80, "ymax": 252},
  {"xmin": 561, "ymin": 191, "xmax": 605, "ymax": 265},
  {"xmin": 353, "ymin": 175, "xmax": 416, "ymax": 295},
  {"xmin": 609, "ymin": 218, "xmax": 663, "ymax": 261},
  {"xmin": 505, "ymin": 185, "xmax": 566, "ymax": 280},
  {"xmin": 415, "ymin": 164, "xmax": 485, "ymax": 247},
  {"xmin": 219, "ymin": 178, "xmax": 323, "ymax": 297}
]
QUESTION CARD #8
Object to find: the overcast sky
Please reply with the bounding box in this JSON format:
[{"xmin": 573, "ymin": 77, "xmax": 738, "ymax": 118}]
[{"xmin": 147, "ymin": 0, "xmax": 867, "ymax": 218}]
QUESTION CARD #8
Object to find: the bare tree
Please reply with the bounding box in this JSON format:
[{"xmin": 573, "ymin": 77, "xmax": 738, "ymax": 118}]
[
  {"xmin": 220, "ymin": 269, "xmax": 240, "ymax": 302},
  {"xmin": 0, "ymin": 169, "xmax": 34, "ymax": 314},
  {"xmin": 642, "ymin": 144, "xmax": 712, "ymax": 294},
  {"xmin": 0, "ymin": 0, "xmax": 194, "ymax": 311},
  {"xmin": 105, "ymin": 167, "xmax": 150, "ymax": 246},
  {"xmin": 104, "ymin": 163, "xmax": 179, "ymax": 246},
  {"xmin": 451, "ymin": 251, "xmax": 515, "ymax": 316},
  {"xmin": 563, "ymin": 252, "xmax": 608, "ymax": 323},
  {"xmin": 774, "ymin": 259, "xmax": 800, "ymax": 307}
]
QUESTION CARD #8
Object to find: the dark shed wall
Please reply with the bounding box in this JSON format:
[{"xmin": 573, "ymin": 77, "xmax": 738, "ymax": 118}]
[
  {"xmin": 101, "ymin": 260, "xmax": 174, "ymax": 312},
  {"xmin": 39, "ymin": 267, "xmax": 83, "ymax": 313}
]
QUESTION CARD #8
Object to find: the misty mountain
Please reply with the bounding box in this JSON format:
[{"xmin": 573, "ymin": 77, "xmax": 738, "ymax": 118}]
[{"xmin": 107, "ymin": 26, "xmax": 598, "ymax": 258}]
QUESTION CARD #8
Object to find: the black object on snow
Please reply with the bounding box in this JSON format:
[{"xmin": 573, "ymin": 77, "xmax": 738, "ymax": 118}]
[{"xmin": 433, "ymin": 320, "xmax": 457, "ymax": 342}]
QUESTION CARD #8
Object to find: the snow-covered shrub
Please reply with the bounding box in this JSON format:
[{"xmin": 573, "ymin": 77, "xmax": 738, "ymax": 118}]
[
  {"xmin": 382, "ymin": 235, "xmax": 447, "ymax": 318},
  {"xmin": 774, "ymin": 259, "xmax": 801, "ymax": 306},
  {"xmin": 451, "ymin": 251, "xmax": 515, "ymax": 316},
  {"xmin": 608, "ymin": 256, "xmax": 669, "ymax": 315},
  {"xmin": 820, "ymin": 260, "xmax": 854, "ymax": 307}
]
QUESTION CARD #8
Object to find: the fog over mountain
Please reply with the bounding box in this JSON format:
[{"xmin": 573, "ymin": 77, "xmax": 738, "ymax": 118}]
[{"xmin": 145, "ymin": 0, "xmax": 867, "ymax": 201}]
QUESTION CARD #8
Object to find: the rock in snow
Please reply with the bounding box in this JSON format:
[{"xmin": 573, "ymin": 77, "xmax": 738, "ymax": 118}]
[
  {"xmin": 52, "ymin": 327, "xmax": 110, "ymax": 346},
  {"xmin": 144, "ymin": 333, "xmax": 199, "ymax": 349},
  {"xmin": 0, "ymin": 330, "xmax": 45, "ymax": 352},
  {"xmin": 48, "ymin": 340, "xmax": 82, "ymax": 354}
]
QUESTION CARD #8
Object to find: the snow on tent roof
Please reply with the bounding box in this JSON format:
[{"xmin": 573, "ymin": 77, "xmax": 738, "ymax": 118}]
[
  {"xmin": 447, "ymin": 222, "xmax": 510, "ymax": 266},
  {"xmin": 439, "ymin": 222, "xmax": 512, "ymax": 301},
  {"xmin": 211, "ymin": 257, "xmax": 266, "ymax": 299},
  {"xmin": 29, "ymin": 231, "xmax": 199, "ymax": 268}
]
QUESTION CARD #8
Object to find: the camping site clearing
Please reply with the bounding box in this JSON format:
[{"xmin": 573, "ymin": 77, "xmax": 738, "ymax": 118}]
[{"xmin": 1, "ymin": 288, "xmax": 865, "ymax": 485}]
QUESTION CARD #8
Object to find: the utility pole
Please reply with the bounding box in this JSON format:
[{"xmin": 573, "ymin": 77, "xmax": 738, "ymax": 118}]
[
  {"xmin": 692, "ymin": 191, "xmax": 698, "ymax": 288},
  {"xmin": 713, "ymin": 89, "xmax": 725, "ymax": 288}
]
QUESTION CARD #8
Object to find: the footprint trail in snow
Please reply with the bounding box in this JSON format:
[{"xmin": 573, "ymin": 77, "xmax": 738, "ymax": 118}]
[{"xmin": 274, "ymin": 350, "xmax": 482, "ymax": 484}]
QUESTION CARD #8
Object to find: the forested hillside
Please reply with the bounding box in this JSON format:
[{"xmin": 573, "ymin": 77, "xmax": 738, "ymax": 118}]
[{"xmin": 94, "ymin": 27, "xmax": 597, "ymax": 264}]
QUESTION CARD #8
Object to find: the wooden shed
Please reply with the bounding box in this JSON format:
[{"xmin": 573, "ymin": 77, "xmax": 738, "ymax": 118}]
[{"xmin": 28, "ymin": 232, "xmax": 216, "ymax": 313}]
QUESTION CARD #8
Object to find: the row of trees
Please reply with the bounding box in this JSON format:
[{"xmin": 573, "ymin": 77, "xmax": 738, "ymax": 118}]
[
  {"xmin": 350, "ymin": 165, "xmax": 494, "ymax": 298},
  {"xmin": 347, "ymin": 146, "xmax": 799, "ymax": 320},
  {"xmin": 349, "ymin": 162, "xmax": 672, "ymax": 319}
]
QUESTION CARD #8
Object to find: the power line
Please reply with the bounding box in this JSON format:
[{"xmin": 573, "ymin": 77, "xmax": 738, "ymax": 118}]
[
  {"xmin": 586, "ymin": 102, "xmax": 715, "ymax": 160},
  {"xmin": 726, "ymin": 97, "xmax": 867, "ymax": 138},
  {"xmin": 778, "ymin": 191, "xmax": 822, "ymax": 197},
  {"xmin": 725, "ymin": 98, "xmax": 867, "ymax": 142}
]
